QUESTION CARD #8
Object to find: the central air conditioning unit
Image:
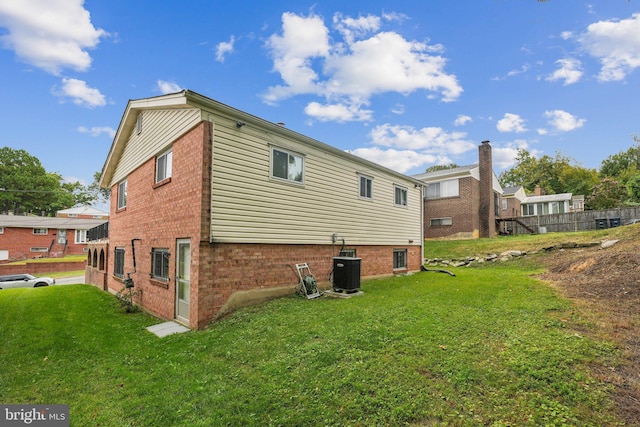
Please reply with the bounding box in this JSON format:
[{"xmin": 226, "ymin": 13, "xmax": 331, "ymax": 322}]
[{"xmin": 332, "ymin": 257, "xmax": 361, "ymax": 293}]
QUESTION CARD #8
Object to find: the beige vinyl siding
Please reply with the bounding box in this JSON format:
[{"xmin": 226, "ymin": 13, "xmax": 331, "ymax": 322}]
[
  {"xmin": 209, "ymin": 118, "xmax": 422, "ymax": 246},
  {"xmin": 111, "ymin": 108, "xmax": 200, "ymax": 185}
]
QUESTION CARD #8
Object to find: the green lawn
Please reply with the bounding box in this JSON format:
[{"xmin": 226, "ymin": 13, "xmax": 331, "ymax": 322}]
[{"xmin": 0, "ymin": 262, "xmax": 621, "ymax": 426}]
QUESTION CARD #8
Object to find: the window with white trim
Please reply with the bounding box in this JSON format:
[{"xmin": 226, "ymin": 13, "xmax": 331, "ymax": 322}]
[
  {"xmin": 502, "ymin": 199, "xmax": 507, "ymax": 210},
  {"xmin": 156, "ymin": 149, "xmax": 172, "ymax": 183},
  {"xmin": 117, "ymin": 179, "xmax": 127, "ymax": 209},
  {"xmin": 339, "ymin": 249, "xmax": 356, "ymax": 257},
  {"xmin": 75, "ymin": 229, "xmax": 88, "ymax": 244},
  {"xmin": 430, "ymin": 217, "xmax": 453, "ymax": 226},
  {"xmin": 271, "ymin": 147, "xmax": 304, "ymax": 183},
  {"xmin": 425, "ymin": 179, "xmax": 459, "ymax": 199},
  {"xmin": 30, "ymin": 247, "xmax": 48, "ymax": 253},
  {"xmin": 152, "ymin": 248, "xmax": 170, "ymax": 281},
  {"xmin": 393, "ymin": 249, "xmax": 407, "ymax": 270},
  {"xmin": 33, "ymin": 228, "xmax": 48, "ymax": 235},
  {"xmin": 394, "ymin": 185, "xmax": 408, "ymax": 207},
  {"xmin": 359, "ymin": 175, "xmax": 373, "ymax": 199},
  {"xmin": 0, "ymin": 227, "xmax": 4, "ymax": 234},
  {"xmin": 136, "ymin": 113, "xmax": 143, "ymax": 134}
]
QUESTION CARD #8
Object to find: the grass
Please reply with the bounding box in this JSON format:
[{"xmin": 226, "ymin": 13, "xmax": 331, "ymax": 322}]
[
  {"xmin": 5, "ymin": 254, "xmax": 86, "ymax": 265},
  {"xmin": 0, "ymin": 257, "xmax": 622, "ymax": 426}
]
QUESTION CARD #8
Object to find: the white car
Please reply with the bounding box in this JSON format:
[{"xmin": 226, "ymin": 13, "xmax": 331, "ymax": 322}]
[{"xmin": 0, "ymin": 274, "xmax": 55, "ymax": 289}]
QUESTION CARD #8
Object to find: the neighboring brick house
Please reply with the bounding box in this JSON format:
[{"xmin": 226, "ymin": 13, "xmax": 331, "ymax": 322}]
[
  {"xmin": 501, "ymin": 186, "xmax": 526, "ymax": 218},
  {"xmin": 94, "ymin": 90, "xmax": 424, "ymax": 329},
  {"xmin": 57, "ymin": 206, "xmax": 109, "ymax": 220},
  {"xmin": 413, "ymin": 141, "xmax": 502, "ymax": 239},
  {"xmin": 0, "ymin": 214, "xmax": 108, "ymax": 261}
]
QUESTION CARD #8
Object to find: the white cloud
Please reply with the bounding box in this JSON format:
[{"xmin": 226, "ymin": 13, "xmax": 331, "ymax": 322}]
[
  {"xmin": 54, "ymin": 78, "xmax": 105, "ymax": 108},
  {"xmin": 546, "ymin": 58, "xmax": 583, "ymax": 85},
  {"xmin": 77, "ymin": 126, "xmax": 116, "ymax": 138},
  {"xmin": 491, "ymin": 140, "xmax": 536, "ymax": 170},
  {"xmin": 304, "ymin": 101, "xmax": 373, "ymax": 122},
  {"xmin": 560, "ymin": 31, "xmax": 573, "ymax": 40},
  {"xmin": 215, "ymin": 35, "xmax": 235, "ymax": 62},
  {"xmin": 391, "ymin": 104, "xmax": 405, "ymax": 115},
  {"xmin": 0, "ymin": 0, "xmax": 107, "ymax": 74},
  {"xmin": 156, "ymin": 79, "xmax": 182, "ymax": 94},
  {"xmin": 544, "ymin": 109, "xmax": 586, "ymax": 132},
  {"xmin": 497, "ymin": 113, "xmax": 527, "ymax": 133},
  {"xmin": 578, "ymin": 13, "xmax": 640, "ymax": 81},
  {"xmin": 454, "ymin": 114, "xmax": 472, "ymax": 126},
  {"xmin": 349, "ymin": 147, "xmax": 437, "ymax": 174},
  {"xmin": 369, "ymin": 124, "xmax": 473, "ymax": 153},
  {"xmin": 263, "ymin": 12, "xmax": 462, "ymax": 121}
]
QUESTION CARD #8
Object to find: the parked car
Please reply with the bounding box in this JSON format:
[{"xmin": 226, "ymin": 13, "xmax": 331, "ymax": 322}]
[{"xmin": 0, "ymin": 274, "xmax": 55, "ymax": 289}]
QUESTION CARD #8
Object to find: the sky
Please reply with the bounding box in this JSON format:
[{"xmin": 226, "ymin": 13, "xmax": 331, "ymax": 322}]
[{"xmin": 1, "ymin": 0, "xmax": 640, "ymax": 196}]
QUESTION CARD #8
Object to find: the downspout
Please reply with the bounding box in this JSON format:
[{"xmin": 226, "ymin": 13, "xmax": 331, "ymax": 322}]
[{"xmin": 124, "ymin": 238, "xmax": 141, "ymax": 288}]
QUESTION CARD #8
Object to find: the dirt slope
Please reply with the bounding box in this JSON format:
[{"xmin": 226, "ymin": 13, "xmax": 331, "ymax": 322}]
[{"xmin": 537, "ymin": 230, "xmax": 640, "ymax": 425}]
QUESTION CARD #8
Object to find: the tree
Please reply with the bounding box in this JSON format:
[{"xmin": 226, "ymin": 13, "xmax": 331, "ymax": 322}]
[
  {"xmin": 586, "ymin": 178, "xmax": 628, "ymax": 210},
  {"xmin": 0, "ymin": 147, "xmax": 96, "ymax": 215},
  {"xmin": 498, "ymin": 149, "xmax": 597, "ymax": 196},
  {"xmin": 424, "ymin": 163, "xmax": 459, "ymax": 173},
  {"xmin": 88, "ymin": 171, "xmax": 111, "ymax": 204}
]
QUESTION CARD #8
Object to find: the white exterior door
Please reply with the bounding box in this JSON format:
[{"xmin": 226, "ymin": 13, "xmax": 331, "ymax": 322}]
[{"xmin": 175, "ymin": 239, "xmax": 191, "ymax": 324}]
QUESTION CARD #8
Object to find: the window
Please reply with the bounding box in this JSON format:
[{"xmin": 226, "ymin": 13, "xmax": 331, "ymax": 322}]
[
  {"xmin": 117, "ymin": 179, "xmax": 127, "ymax": 210},
  {"xmin": 152, "ymin": 248, "xmax": 170, "ymax": 281},
  {"xmin": 359, "ymin": 175, "xmax": 373, "ymax": 199},
  {"xmin": 393, "ymin": 249, "xmax": 407, "ymax": 270},
  {"xmin": 57, "ymin": 229, "xmax": 66, "ymax": 244},
  {"xmin": 502, "ymin": 199, "xmax": 508, "ymax": 210},
  {"xmin": 339, "ymin": 249, "xmax": 356, "ymax": 257},
  {"xmin": 430, "ymin": 217, "xmax": 453, "ymax": 226},
  {"xmin": 523, "ymin": 204, "xmax": 534, "ymax": 216},
  {"xmin": 271, "ymin": 147, "xmax": 304, "ymax": 183},
  {"xmin": 0, "ymin": 227, "xmax": 3, "ymax": 234},
  {"xmin": 30, "ymin": 247, "xmax": 48, "ymax": 253},
  {"xmin": 136, "ymin": 113, "xmax": 143, "ymax": 134},
  {"xmin": 75, "ymin": 229, "xmax": 88, "ymax": 244},
  {"xmin": 33, "ymin": 228, "xmax": 48, "ymax": 235},
  {"xmin": 114, "ymin": 248, "xmax": 125, "ymax": 278},
  {"xmin": 156, "ymin": 149, "xmax": 172, "ymax": 183},
  {"xmin": 68, "ymin": 214, "xmax": 78, "ymax": 218},
  {"xmin": 394, "ymin": 185, "xmax": 408, "ymax": 207},
  {"xmin": 425, "ymin": 179, "xmax": 459, "ymax": 199}
]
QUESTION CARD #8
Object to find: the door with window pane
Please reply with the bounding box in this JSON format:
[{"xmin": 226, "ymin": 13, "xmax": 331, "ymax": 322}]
[{"xmin": 175, "ymin": 239, "xmax": 191, "ymax": 324}]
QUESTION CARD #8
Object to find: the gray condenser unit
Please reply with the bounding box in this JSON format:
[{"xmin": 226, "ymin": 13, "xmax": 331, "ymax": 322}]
[{"xmin": 332, "ymin": 257, "xmax": 361, "ymax": 292}]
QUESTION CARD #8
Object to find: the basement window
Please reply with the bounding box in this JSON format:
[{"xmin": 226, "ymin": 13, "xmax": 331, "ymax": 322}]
[
  {"xmin": 33, "ymin": 228, "xmax": 48, "ymax": 235},
  {"xmin": 393, "ymin": 249, "xmax": 407, "ymax": 270},
  {"xmin": 151, "ymin": 248, "xmax": 170, "ymax": 281},
  {"xmin": 430, "ymin": 217, "xmax": 453, "ymax": 226},
  {"xmin": 114, "ymin": 248, "xmax": 125, "ymax": 278}
]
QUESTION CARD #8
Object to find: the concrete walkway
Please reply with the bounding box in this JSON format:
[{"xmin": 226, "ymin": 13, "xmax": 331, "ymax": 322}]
[{"xmin": 146, "ymin": 321, "xmax": 190, "ymax": 338}]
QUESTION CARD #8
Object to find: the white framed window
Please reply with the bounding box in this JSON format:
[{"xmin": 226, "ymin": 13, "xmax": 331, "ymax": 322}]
[
  {"xmin": 393, "ymin": 249, "xmax": 407, "ymax": 270},
  {"xmin": 271, "ymin": 147, "xmax": 304, "ymax": 183},
  {"xmin": 33, "ymin": 228, "xmax": 48, "ymax": 235},
  {"xmin": 430, "ymin": 217, "xmax": 453, "ymax": 226},
  {"xmin": 502, "ymin": 199, "xmax": 507, "ymax": 210},
  {"xmin": 57, "ymin": 229, "xmax": 66, "ymax": 244},
  {"xmin": 136, "ymin": 113, "xmax": 143, "ymax": 134},
  {"xmin": 117, "ymin": 179, "xmax": 127, "ymax": 210},
  {"xmin": 0, "ymin": 227, "xmax": 4, "ymax": 234},
  {"xmin": 359, "ymin": 174, "xmax": 373, "ymax": 199},
  {"xmin": 394, "ymin": 185, "xmax": 408, "ymax": 207},
  {"xmin": 152, "ymin": 248, "xmax": 170, "ymax": 281},
  {"xmin": 339, "ymin": 249, "xmax": 356, "ymax": 257},
  {"xmin": 30, "ymin": 247, "xmax": 48, "ymax": 253},
  {"xmin": 156, "ymin": 149, "xmax": 173, "ymax": 183},
  {"xmin": 75, "ymin": 230, "xmax": 88, "ymax": 244},
  {"xmin": 68, "ymin": 213, "xmax": 78, "ymax": 218},
  {"xmin": 425, "ymin": 179, "xmax": 459, "ymax": 199}
]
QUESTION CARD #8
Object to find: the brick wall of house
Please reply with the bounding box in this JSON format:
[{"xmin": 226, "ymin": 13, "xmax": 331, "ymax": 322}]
[
  {"xmin": 424, "ymin": 176, "xmax": 480, "ymax": 238},
  {"xmin": 196, "ymin": 242, "xmax": 422, "ymax": 329},
  {"xmin": 0, "ymin": 261, "xmax": 86, "ymax": 275},
  {"xmin": 85, "ymin": 242, "xmax": 109, "ymax": 290},
  {"xmin": 501, "ymin": 198, "xmax": 522, "ymax": 219},
  {"xmin": 0, "ymin": 226, "xmax": 88, "ymax": 261},
  {"xmin": 106, "ymin": 122, "xmax": 209, "ymax": 328}
]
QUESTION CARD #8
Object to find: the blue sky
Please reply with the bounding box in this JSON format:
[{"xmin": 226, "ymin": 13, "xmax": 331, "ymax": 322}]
[{"xmin": 1, "ymin": 1, "xmax": 639, "ymax": 192}]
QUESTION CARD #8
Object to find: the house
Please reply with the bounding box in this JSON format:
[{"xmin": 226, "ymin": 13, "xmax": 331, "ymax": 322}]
[
  {"xmin": 92, "ymin": 90, "xmax": 424, "ymax": 329},
  {"xmin": 520, "ymin": 186, "xmax": 584, "ymax": 216},
  {"xmin": 0, "ymin": 214, "xmax": 108, "ymax": 261},
  {"xmin": 413, "ymin": 141, "xmax": 502, "ymax": 239},
  {"xmin": 57, "ymin": 206, "xmax": 109, "ymax": 220},
  {"xmin": 500, "ymin": 186, "xmax": 526, "ymax": 218}
]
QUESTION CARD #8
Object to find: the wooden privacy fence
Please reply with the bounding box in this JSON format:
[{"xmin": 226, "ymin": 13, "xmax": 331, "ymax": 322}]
[{"xmin": 502, "ymin": 206, "xmax": 640, "ymax": 235}]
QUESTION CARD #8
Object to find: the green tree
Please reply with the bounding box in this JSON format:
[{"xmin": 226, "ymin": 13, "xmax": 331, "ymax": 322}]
[
  {"xmin": 424, "ymin": 163, "xmax": 459, "ymax": 173},
  {"xmin": 586, "ymin": 178, "xmax": 628, "ymax": 210},
  {"xmin": 499, "ymin": 149, "xmax": 596, "ymax": 196},
  {"xmin": 0, "ymin": 147, "xmax": 95, "ymax": 215}
]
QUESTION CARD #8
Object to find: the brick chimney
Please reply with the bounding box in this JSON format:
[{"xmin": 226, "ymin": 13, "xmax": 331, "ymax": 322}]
[
  {"xmin": 478, "ymin": 140, "xmax": 495, "ymax": 238},
  {"xmin": 534, "ymin": 185, "xmax": 544, "ymax": 196}
]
